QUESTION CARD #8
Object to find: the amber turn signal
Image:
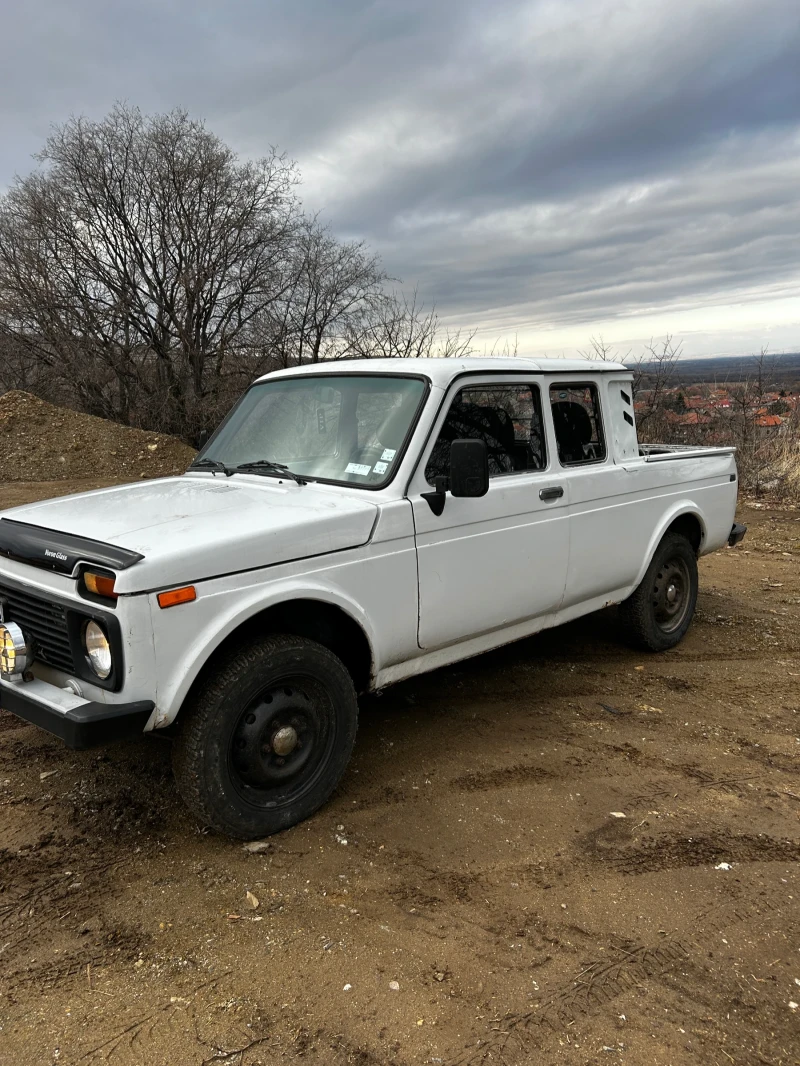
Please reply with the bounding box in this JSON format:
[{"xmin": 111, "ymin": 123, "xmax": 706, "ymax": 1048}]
[
  {"xmin": 157, "ymin": 585, "xmax": 197, "ymax": 609},
  {"xmin": 84, "ymin": 571, "xmax": 117, "ymax": 598}
]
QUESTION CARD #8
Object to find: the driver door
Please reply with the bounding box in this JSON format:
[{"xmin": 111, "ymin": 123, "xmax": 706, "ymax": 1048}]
[{"xmin": 409, "ymin": 377, "xmax": 569, "ymax": 650}]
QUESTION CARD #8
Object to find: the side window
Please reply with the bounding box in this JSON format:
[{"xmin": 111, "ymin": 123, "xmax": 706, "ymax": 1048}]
[
  {"xmin": 425, "ymin": 384, "xmax": 546, "ymax": 483},
  {"xmin": 549, "ymin": 383, "xmax": 606, "ymax": 465}
]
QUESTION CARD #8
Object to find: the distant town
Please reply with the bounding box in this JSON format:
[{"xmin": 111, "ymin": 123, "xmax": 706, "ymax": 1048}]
[{"xmin": 634, "ymin": 349, "xmax": 800, "ymax": 440}]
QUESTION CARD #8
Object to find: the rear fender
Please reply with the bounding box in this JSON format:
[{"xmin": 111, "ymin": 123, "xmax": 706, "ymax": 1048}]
[{"xmin": 630, "ymin": 503, "xmax": 707, "ymax": 592}]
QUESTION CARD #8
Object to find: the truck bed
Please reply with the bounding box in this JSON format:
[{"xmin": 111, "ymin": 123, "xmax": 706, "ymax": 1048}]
[{"xmin": 639, "ymin": 443, "xmax": 736, "ymax": 462}]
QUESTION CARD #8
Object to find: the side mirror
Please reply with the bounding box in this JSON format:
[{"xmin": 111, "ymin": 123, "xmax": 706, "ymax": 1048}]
[
  {"xmin": 196, "ymin": 429, "xmax": 210, "ymax": 449},
  {"xmin": 421, "ymin": 438, "xmax": 490, "ymax": 516},
  {"xmin": 450, "ymin": 439, "xmax": 489, "ymax": 498}
]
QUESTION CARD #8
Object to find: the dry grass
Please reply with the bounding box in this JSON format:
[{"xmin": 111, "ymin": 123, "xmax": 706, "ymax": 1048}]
[{"xmin": 761, "ymin": 430, "xmax": 800, "ymax": 500}]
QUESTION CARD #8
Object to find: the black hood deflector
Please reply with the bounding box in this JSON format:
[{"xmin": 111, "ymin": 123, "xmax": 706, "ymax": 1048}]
[{"xmin": 0, "ymin": 519, "xmax": 144, "ymax": 575}]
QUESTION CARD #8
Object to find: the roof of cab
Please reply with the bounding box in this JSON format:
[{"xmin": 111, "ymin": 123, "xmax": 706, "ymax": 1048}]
[{"xmin": 256, "ymin": 356, "xmax": 630, "ymax": 389}]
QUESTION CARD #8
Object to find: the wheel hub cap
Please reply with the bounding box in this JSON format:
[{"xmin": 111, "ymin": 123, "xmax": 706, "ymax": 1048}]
[
  {"xmin": 652, "ymin": 557, "xmax": 691, "ymax": 633},
  {"xmin": 272, "ymin": 725, "xmax": 298, "ymax": 756},
  {"xmin": 231, "ymin": 684, "xmax": 320, "ymax": 790}
]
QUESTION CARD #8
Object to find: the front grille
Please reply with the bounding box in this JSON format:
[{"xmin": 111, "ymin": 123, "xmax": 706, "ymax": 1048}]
[{"xmin": 0, "ymin": 582, "xmax": 75, "ymax": 674}]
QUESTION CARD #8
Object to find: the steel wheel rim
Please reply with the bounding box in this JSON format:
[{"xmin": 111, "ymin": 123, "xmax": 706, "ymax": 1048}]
[
  {"xmin": 228, "ymin": 674, "xmax": 335, "ymax": 810},
  {"xmin": 651, "ymin": 556, "xmax": 692, "ymax": 633}
]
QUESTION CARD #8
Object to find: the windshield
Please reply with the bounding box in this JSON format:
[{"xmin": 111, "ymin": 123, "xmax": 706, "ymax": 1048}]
[{"xmin": 197, "ymin": 374, "xmax": 428, "ymax": 488}]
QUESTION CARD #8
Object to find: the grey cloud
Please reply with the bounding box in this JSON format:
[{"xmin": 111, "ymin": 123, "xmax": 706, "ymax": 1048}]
[
  {"xmin": 320, "ymin": 2, "xmax": 800, "ymax": 231},
  {"xmin": 383, "ymin": 139, "xmax": 800, "ymax": 332},
  {"xmin": 1, "ymin": 0, "xmax": 799, "ymax": 350}
]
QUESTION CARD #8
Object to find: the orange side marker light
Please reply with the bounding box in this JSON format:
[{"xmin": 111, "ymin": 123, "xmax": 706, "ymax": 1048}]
[
  {"xmin": 157, "ymin": 585, "xmax": 197, "ymax": 609},
  {"xmin": 84, "ymin": 572, "xmax": 117, "ymax": 598}
]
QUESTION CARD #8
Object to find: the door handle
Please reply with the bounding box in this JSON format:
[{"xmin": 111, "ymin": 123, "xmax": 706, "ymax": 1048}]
[{"xmin": 539, "ymin": 486, "xmax": 564, "ymax": 501}]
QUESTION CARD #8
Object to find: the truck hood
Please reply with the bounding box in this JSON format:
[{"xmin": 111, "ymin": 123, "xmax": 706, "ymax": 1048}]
[{"xmin": 0, "ymin": 475, "xmax": 378, "ymax": 593}]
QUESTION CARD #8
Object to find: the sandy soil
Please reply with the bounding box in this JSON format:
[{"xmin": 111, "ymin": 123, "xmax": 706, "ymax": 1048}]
[{"xmin": 0, "ymin": 487, "xmax": 798, "ymax": 1066}]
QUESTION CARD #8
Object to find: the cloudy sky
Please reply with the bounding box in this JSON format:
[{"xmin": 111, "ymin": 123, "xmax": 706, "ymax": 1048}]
[{"xmin": 2, "ymin": 0, "xmax": 800, "ymax": 358}]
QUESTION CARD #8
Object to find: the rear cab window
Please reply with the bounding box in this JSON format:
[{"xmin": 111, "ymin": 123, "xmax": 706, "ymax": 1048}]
[{"xmin": 549, "ymin": 383, "xmax": 606, "ymax": 465}]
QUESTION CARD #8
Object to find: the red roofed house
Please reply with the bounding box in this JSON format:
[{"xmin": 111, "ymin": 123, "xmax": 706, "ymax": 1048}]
[{"xmin": 755, "ymin": 414, "xmax": 783, "ymax": 429}]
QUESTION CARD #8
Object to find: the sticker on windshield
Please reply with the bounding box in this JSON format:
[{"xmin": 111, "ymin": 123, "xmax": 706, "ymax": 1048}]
[
  {"xmin": 373, "ymin": 461, "xmax": 388, "ymax": 475},
  {"xmin": 380, "ymin": 449, "xmax": 396, "ymax": 461},
  {"xmin": 345, "ymin": 463, "xmax": 372, "ymax": 476}
]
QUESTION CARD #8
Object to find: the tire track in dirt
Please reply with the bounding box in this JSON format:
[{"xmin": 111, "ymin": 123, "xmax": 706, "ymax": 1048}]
[
  {"xmin": 348, "ymin": 783, "xmax": 424, "ymax": 812},
  {"xmin": 68, "ymin": 974, "xmax": 401, "ymax": 1066},
  {"xmin": 452, "ymin": 878, "xmax": 795, "ymax": 1066},
  {"xmin": 0, "ymin": 855, "xmax": 140, "ymax": 1001},
  {"xmin": 613, "ymin": 833, "xmax": 800, "ymax": 875},
  {"xmin": 4, "ymin": 925, "xmax": 144, "ymax": 993},
  {"xmin": 578, "ymin": 820, "xmax": 800, "ymax": 875},
  {"xmin": 450, "ymin": 764, "xmax": 555, "ymax": 792},
  {"xmin": 450, "ymin": 939, "xmax": 690, "ymax": 1066},
  {"xmin": 70, "ymin": 974, "xmax": 231, "ymax": 1065},
  {"xmin": 344, "ymin": 761, "xmax": 555, "ymax": 811},
  {"xmin": 353, "ymin": 746, "xmax": 768, "ymax": 813}
]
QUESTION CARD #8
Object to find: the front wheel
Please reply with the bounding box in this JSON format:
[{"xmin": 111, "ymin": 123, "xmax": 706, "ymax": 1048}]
[
  {"xmin": 618, "ymin": 533, "xmax": 698, "ymax": 651},
  {"xmin": 172, "ymin": 634, "xmax": 358, "ymax": 839}
]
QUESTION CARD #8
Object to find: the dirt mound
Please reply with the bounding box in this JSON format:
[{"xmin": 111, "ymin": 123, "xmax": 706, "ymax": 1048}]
[{"xmin": 0, "ymin": 391, "xmax": 196, "ymax": 481}]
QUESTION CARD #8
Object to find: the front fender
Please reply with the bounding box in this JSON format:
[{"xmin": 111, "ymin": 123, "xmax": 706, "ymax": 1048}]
[{"xmin": 148, "ymin": 577, "xmax": 378, "ymax": 727}]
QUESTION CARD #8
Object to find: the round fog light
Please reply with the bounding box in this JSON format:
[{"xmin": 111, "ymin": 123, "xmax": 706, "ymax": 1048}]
[
  {"xmin": 84, "ymin": 621, "xmax": 112, "ymax": 679},
  {"xmin": 0, "ymin": 622, "xmax": 30, "ymax": 679}
]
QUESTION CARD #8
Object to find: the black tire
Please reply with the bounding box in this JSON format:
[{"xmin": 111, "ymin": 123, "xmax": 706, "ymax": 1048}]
[
  {"xmin": 618, "ymin": 533, "xmax": 698, "ymax": 652},
  {"xmin": 172, "ymin": 634, "xmax": 358, "ymax": 839}
]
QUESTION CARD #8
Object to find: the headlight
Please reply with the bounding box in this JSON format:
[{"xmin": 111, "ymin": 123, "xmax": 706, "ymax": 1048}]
[
  {"xmin": 84, "ymin": 621, "xmax": 112, "ymax": 679},
  {"xmin": 0, "ymin": 622, "xmax": 30, "ymax": 679}
]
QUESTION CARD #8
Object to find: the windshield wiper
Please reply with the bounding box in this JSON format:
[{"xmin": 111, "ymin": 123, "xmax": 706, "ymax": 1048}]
[
  {"xmin": 235, "ymin": 460, "xmax": 308, "ymax": 485},
  {"xmin": 189, "ymin": 458, "xmax": 236, "ymax": 477}
]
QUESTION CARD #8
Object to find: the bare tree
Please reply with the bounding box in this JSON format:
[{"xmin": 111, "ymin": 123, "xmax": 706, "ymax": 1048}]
[
  {"xmin": 631, "ymin": 335, "xmax": 681, "ymax": 435},
  {"xmin": 580, "ymin": 335, "xmax": 630, "ymax": 363},
  {"xmin": 334, "ymin": 289, "xmax": 477, "ymax": 360},
  {"xmin": 483, "ymin": 334, "xmax": 519, "ymax": 358},
  {"xmin": 0, "ymin": 103, "xmax": 521, "ymax": 438},
  {"xmin": 258, "ymin": 217, "xmax": 390, "ymax": 368},
  {"xmin": 721, "ymin": 347, "xmax": 777, "ymax": 493},
  {"xmin": 0, "ymin": 105, "xmax": 301, "ymax": 434},
  {"xmin": 577, "ymin": 333, "xmax": 679, "ymax": 438},
  {"xmin": 0, "ymin": 331, "xmax": 51, "ymax": 396}
]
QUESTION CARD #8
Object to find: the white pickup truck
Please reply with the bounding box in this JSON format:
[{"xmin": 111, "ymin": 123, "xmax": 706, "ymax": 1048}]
[{"xmin": 0, "ymin": 358, "xmax": 745, "ymax": 838}]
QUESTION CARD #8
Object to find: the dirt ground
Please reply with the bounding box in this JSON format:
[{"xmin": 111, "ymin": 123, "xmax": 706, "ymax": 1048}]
[
  {"xmin": 0, "ymin": 486, "xmax": 798, "ymax": 1066},
  {"xmin": 0, "ymin": 391, "xmax": 195, "ymax": 482}
]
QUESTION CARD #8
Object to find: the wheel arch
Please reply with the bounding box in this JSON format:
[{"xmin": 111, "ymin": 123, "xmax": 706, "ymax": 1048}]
[
  {"xmin": 156, "ymin": 590, "xmax": 375, "ymax": 729},
  {"xmin": 631, "ymin": 505, "xmax": 706, "ymax": 591}
]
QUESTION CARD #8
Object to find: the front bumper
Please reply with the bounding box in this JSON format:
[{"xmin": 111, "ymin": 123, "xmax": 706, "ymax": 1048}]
[{"xmin": 0, "ymin": 678, "xmax": 154, "ymax": 750}]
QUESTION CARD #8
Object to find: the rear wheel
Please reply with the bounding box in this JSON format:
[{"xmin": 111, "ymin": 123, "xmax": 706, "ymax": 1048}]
[
  {"xmin": 172, "ymin": 634, "xmax": 358, "ymax": 839},
  {"xmin": 618, "ymin": 533, "xmax": 698, "ymax": 651}
]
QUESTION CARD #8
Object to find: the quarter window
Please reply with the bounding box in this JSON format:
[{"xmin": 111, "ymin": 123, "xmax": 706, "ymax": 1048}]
[
  {"xmin": 549, "ymin": 384, "xmax": 606, "ymax": 465},
  {"xmin": 426, "ymin": 384, "xmax": 546, "ymax": 483}
]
